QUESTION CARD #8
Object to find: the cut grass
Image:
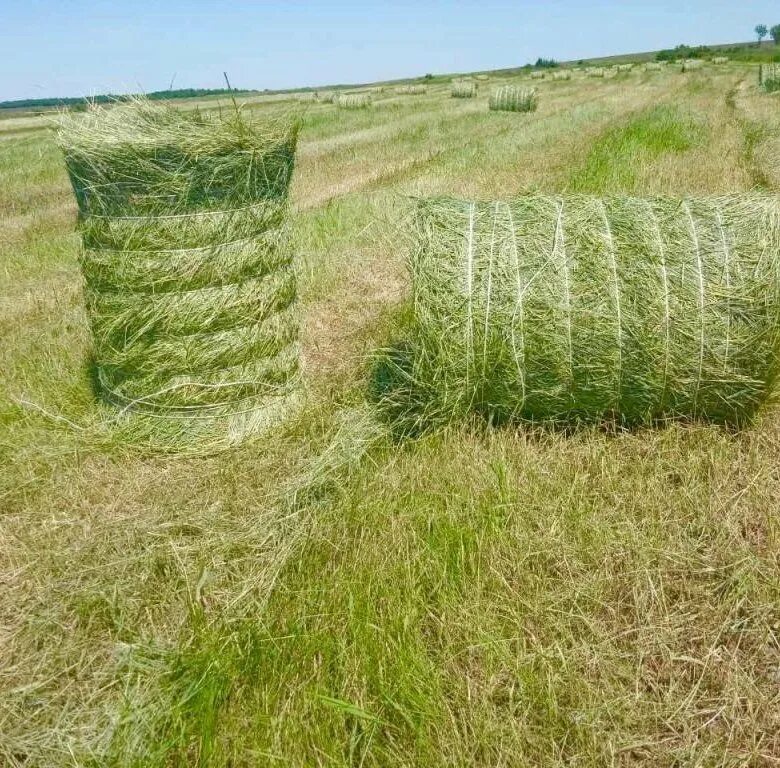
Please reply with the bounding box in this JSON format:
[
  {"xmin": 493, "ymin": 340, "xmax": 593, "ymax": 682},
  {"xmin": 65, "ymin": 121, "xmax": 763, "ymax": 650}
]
[{"xmin": 568, "ymin": 105, "xmax": 708, "ymax": 193}]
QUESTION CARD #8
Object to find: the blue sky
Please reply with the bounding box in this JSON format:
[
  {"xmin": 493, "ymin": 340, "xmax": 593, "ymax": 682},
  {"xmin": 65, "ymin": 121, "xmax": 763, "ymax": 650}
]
[{"xmin": 2, "ymin": 1, "xmax": 778, "ymax": 101}]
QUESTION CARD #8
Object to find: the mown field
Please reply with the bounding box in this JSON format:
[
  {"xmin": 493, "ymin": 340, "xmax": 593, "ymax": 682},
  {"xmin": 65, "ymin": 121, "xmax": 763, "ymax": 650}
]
[{"xmin": 2, "ymin": 64, "xmax": 780, "ymax": 766}]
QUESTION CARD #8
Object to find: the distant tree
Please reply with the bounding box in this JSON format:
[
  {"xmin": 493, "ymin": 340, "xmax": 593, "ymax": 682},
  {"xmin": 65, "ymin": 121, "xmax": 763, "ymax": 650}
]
[
  {"xmin": 534, "ymin": 57, "xmax": 559, "ymax": 69},
  {"xmin": 772, "ymin": 24, "xmax": 780, "ymax": 44},
  {"xmin": 756, "ymin": 24, "xmax": 768, "ymax": 44},
  {"xmin": 424, "ymin": 73, "xmax": 433, "ymax": 80}
]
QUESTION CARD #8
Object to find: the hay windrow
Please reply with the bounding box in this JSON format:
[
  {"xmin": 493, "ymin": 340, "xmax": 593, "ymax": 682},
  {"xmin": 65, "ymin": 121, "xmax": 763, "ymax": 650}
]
[
  {"xmin": 57, "ymin": 98, "xmax": 301, "ymax": 425},
  {"xmin": 403, "ymin": 195, "xmax": 780, "ymax": 427}
]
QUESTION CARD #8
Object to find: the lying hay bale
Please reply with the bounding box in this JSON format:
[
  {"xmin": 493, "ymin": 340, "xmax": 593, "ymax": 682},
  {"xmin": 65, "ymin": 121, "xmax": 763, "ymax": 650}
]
[
  {"xmin": 451, "ymin": 80, "xmax": 478, "ymax": 98},
  {"xmin": 587, "ymin": 67, "xmax": 605, "ymax": 78},
  {"xmin": 476, "ymin": 74, "xmax": 489, "ymax": 81},
  {"xmin": 337, "ymin": 93, "xmax": 372, "ymax": 108},
  {"xmin": 681, "ymin": 59, "xmax": 704, "ymax": 72},
  {"xmin": 552, "ymin": 71, "xmax": 572, "ymax": 81},
  {"xmin": 489, "ymin": 86, "xmax": 538, "ymax": 112},
  {"xmin": 57, "ymin": 98, "xmax": 301, "ymax": 420},
  {"xmin": 616, "ymin": 63, "xmax": 634, "ymax": 72},
  {"xmin": 396, "ymin": 85, "xmax": 427, "ymax": 95},
  {"xmin": 403, "ymin": 195, "xmax": 780, "ymax": 427},
  {"xmin": 530, "ymin": 70, "xmax": 546, "ymax": 80},
  {"xmin": 760, "ymin": 63, "xmax": 780, "ymax": 92},
  {"xmin": 645, "ymin": 62, "xmax": 663, "ymax": 71},
  {"xmin": 712, "ymin": 56, "xmax": 729, "ymax": 64}
]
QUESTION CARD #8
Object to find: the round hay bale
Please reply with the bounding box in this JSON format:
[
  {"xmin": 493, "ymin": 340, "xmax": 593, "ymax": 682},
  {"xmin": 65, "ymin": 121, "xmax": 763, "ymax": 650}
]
[
  {"xmin": 57, "ymin": 98, "xmax": 301, "ymax": 419},
  {"xmin": 404, "ymin": 195, "xmax": 780, "ymax": 427},
  {"xmin": 451, "ymin": 80, "xmax": 478, "ymax": 98},
  {"xmin": 489, "ymin": 86, "xmax": 538, "ymax": 113}
]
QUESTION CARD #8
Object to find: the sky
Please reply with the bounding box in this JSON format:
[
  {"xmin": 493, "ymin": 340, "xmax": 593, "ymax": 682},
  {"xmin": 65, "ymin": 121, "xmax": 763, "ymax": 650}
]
[{"xmin": 2, "ymin": 1, "xmax": 778, "ymax": 101}]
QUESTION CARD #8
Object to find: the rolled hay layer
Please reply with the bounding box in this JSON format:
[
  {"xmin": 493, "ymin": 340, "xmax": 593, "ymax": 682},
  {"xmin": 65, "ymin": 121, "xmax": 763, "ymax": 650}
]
[
  {"xmin": 58, "ymin": 98, "xmax": 301, "ymax": 417},
  {"xmin": 451, "ymin": 80, "xmax": 478, "ymax": 98},
  {"xmin": 489, "ymin": 86, "xmax": 538, "ymax": 113},
  {"xmin": 406, "ymin": 196, "xmax": 780, "ymax": 427},
  {"xmin": 337, "ymin": 93, "xmax": 372, "ymax": 109}
]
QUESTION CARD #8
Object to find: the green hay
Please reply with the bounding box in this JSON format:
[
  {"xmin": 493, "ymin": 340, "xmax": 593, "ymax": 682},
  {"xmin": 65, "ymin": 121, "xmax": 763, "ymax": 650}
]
[
  {"xmin": 57, "ymin": 97, "xmax": 301, "ymax": 424},
  {"xmin": 451, "ymin": 81, "xmax": 478, "ymax": 98},
  {"xmin": 488, "ymin": 87, "xmax": 538, "ymax": 113},
  {"xmin": 399, "ymin": 195, "xmax": 780, "ymax": 428},
  {"xmin": 337, "ymin": 93, "xmax": 372, "ymax": 109}
]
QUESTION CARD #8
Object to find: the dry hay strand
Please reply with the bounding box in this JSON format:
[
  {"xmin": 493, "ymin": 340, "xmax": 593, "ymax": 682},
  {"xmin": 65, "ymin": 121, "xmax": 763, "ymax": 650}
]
[
  {"xmin": 451, "ymin": 80, "xmax": 478, "ymax": 98},
  {"xmin": 712, "ymin": 56, "xmax": 729, "ymax": 64},
  {"xmin": 337, "ymin": 93, "xmax": 372, "ymax": 109},
  {"xmin": 489, "ymin": 86, "xmax": 538, "ymax": 113},
  {"xmin": 57, "ymin": 97, "xmax": 301, "ymax": 430},
  {"xmin": 401, "ymin": 195, "xmax": 780, "ymax": 428},
  {"xmin": 395, "ymin": 85, "xmax": 427, "ymax": 95}
]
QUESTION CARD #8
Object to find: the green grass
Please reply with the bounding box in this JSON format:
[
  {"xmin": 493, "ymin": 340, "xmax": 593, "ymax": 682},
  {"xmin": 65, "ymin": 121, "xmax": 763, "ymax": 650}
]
[
  {"xmin": 568, "ymin": 105, "xmax": 708, "ymax": 193},
  {"xmin": 2, "ymin": 62, "xmax": 780, "ymax": 766}
]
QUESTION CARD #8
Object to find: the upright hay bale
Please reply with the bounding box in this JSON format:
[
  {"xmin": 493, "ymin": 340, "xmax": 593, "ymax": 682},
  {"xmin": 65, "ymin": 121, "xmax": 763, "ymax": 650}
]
[
  {"xmin": 58, "ymin": 99, "xmax": 301, "ymax": 419},
  {"xmin": 406, "ymin": 196, "xmax": 780, "ymax": 426},
  {"xmin": 489, "ymin": 86, "xmax": 538, "ymax": 113},
  {"xmin": 451, "ymin": 80, "xmax": 478, "ymax": 98}
]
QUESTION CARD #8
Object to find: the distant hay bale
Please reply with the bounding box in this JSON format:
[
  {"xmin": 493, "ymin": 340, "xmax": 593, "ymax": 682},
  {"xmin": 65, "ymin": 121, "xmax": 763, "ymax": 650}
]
[
  {"xmin": 712, "ymin": 56, "xmax": 729, "ymax": 64},
  {"xmin": 451, "ymin": 80, "xmax": 478, "ymax": 98},
  {"xmin": 552, "ymin": 71, "xmax": 572, "ymax": 81},
  {"xmin": 403, "ymin": 195, "xmax": 780, "ymax": 427},
  {"xmin": 760, "ymin": 63, "xmax": 780, "ymax": 92},
  {"xmin": 319, "ymin": 92, "xmax": 337, "ymax": 103},
  {"xmin": 645, "ymin": 62, "xmax": 663, "ymax": 71},
  {"xmin": 396, "ymin": 85, "xmax": 427, "ymax": 95},
  {"xmin": 369, "ymin": 86, "xmax": 385, "ymax": 93},
  {"xmin": 681, "ymin": 59, "xmax": 704, "ymax": 72},
  {"xmin": 587, "ymin": 67, "xmax": 605, "ymax": 78},
  {"xmin": 530, "ymin": 70, "xmax": 546, "ymax": 79},
  {"xmin": 337, "ymin": 93, "xmax": 372, "ymax": 108},
  {"xmin": 476, "ymin": 74, "xmax": 489, "ymax": 81},
  {"xmin": 489, "ymin": 86, "xmax": 538, "ymax": 112},
  {"xmin": 57, "ymin": 98, "xmax": 301, "ymax": 420},
  {"xmin": 616, "ymin": 63, "xmax": 634, "ymax": 72}
]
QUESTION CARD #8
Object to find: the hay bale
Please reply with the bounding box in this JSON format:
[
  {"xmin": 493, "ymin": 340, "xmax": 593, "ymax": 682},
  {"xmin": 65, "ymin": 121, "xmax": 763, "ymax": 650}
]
[
  {"xmin": 587, "ymin": 67, "xmax": 605, "ymax": 78},
  {"xmin": 530, "ymin": 70, "xmax": 546, "ymax": 79},
  {"xmin": 552, "ymin": 71, "xmax": 572, "ymax": 81},
  {"xmin": 681, "ymin": 59, "xmax": 704, "ymax": 72},
  {"xmin": 319, "ymin": 92, "xmax": 337, "ymax": 104},
  {"xmin": 404, "ymin": 195, "xmax": 780, "ymax": 426},
  {"xmin": 337, "ymin": 93, "xmax": 372, "ymax": 108},
  {"xmin": 57, "ymin": 98, "xmax": 301, "ymax": 418},
  {"xmin": 760, "ymin": 63, "xmax": 780, "ymax": 92},
  {"xmin": 616, "ymin": 63, "xmax": 634, "ymax": 72},
  {"xmin": 712, "ymin": 56, "xmax": 729, "ymax": 64},
  {"xmin": 476, "ymin": 74, "xmax": 490, "ymax": 81},
  {"xmin": 489, "ymin": 86, "xmax": 538, "ymax": 113},
  {"xmin": 645, "ymin": 62, "xmax": 663, "ymax": 71},
  {"xmin": 451, "ymin": 80, "xmax": 478, "ymax": 98},
  {"xmin": 395, "ymin": 85, "xmax": 427, "ymax": 95}
]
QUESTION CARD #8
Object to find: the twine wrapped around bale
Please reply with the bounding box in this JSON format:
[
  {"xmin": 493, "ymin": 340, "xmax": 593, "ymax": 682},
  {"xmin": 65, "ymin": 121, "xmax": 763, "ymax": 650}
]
[
  {"xmin": 403, "ymin": 195, "xmax": 780, "ymax": 427},
  {"xmin": 489, "ymin": 87, "xmax": 538, "ymax": 113},
  {"xmin": 58, "ymin": 98, "xmax": 301, "ymax": 421}
]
